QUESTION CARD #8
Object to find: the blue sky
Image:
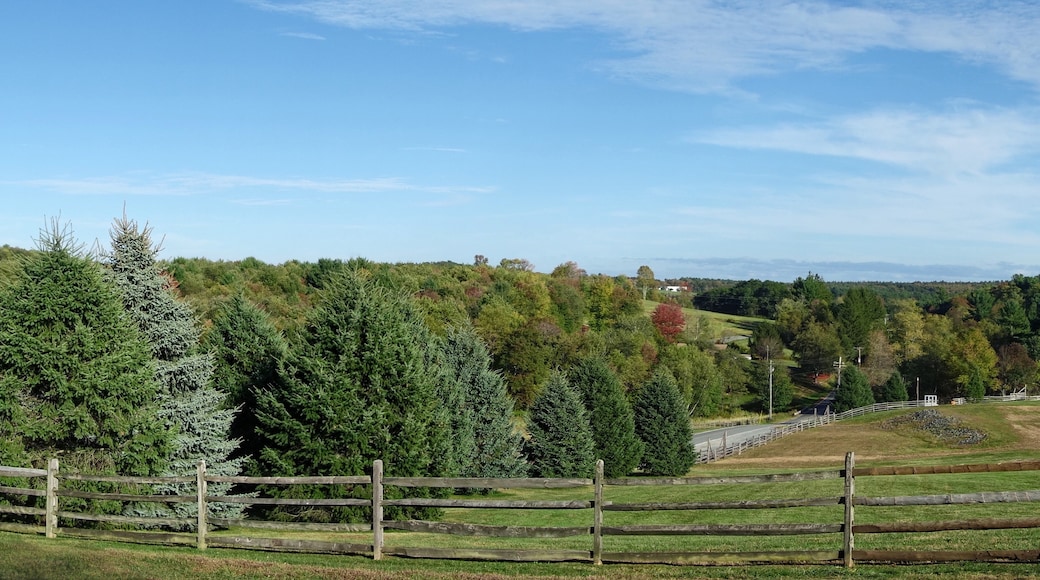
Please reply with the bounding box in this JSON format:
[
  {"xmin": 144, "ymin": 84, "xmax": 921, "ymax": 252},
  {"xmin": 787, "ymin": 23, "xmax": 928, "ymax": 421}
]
[{"xmin": 3, "ymin": 1, "xmax": 1040, "ymax": 282}]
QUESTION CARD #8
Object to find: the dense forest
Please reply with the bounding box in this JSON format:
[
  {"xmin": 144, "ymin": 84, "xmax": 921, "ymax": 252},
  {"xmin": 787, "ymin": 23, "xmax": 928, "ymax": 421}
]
[{"xmin": 2, "ymin": 219, "xmax": 1038, "ymax": 522}]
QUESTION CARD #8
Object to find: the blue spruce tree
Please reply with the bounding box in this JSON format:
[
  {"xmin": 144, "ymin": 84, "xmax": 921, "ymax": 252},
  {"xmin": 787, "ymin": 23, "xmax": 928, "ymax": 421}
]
[{"xmin": 103, "ymin": 215, "xmax": 245, "ymax": 520}]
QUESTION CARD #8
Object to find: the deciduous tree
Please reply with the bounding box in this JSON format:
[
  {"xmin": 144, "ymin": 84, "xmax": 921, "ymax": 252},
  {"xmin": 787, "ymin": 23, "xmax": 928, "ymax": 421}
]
[
  {"xmin": 651, "ymin": 302, "xmax": 686, "ymax": 344},
  {"xmin": 636, "ymin": 265, "xmax": 656, "ymax": 300}
]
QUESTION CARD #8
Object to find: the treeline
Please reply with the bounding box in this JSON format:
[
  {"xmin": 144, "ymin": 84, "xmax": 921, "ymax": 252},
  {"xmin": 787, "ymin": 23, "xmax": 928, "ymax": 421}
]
[
  {"xmin": 0, "ymin": 221, "xmax": 710, "ymax": 528},
  {"xmin": 692, "ymin": 276, "xmax": 986, "ymax": 318},
  {"xmin": 747, "ymin": 272, "xmax": 1040, "ymax": 412},
  {"xmin": 5, "ymin": 219, "xmax": 1039, "ymax": 519}
]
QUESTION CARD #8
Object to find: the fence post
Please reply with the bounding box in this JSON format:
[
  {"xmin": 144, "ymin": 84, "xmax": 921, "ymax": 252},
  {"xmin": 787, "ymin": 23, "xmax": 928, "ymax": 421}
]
[
  {"xmin": 197, "ymin": 460, "xmax": 207, "ymax": 550},
  {"xmin": 843, "ymin": 452, "xmax": 855, "ymax": 568},
  {"xmin": 45, "ymin": 458, "xmax": 58, "ymax": 539},
  {"xmin": 593, "ymin": 459, "xmax": 603, "ymax": 565},
  {"xmin": 372, "ymin": 460, "xmax": 383, "ymax": 561}
]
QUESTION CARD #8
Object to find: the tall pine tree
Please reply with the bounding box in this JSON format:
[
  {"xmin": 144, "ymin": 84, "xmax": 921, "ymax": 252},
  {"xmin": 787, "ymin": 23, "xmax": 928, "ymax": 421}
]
[
  {"xmin": 633, "ymin": 370, "xmax": 697, "ymax": 476},
  {"xmin": 203, "ymin": 294, "xmax": 288, "ymax": 462},
  {"xmin": 0, "ymin": 220, "xmax": 170, "ymax": 477},
  {"xmin": 103, "ymin": 215, "xmax": 244, "ymax": 519},
  {"xmin": 525, "ymin": 371, "xmax": 596, "ymax": 479},
  {"xmin": 833, "ymin": 365, "xmax": 875, "ymax": 412},
  {"xmin": 251, "ymin": 268, "xmax": 451, "ymax": 521},
  {"xmin": 570, "ymin": 356, "xmax": 643, "ymax": 478},
  {"xmin": 439, "ymin": 325, "xmax": 527, "ymax": 480}
]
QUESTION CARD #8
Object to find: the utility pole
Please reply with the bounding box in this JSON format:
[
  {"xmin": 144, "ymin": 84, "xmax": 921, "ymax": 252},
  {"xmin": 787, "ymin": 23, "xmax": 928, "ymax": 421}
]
[
  {"xmin": 855, "ymin": 346, "xmax": 863, "ymax": 366},
  {"xmin": 834, "ymin": 356, "xmax": 846, "ymax": 389},
  {"xmin": 768, "ymin": 357, "xmax": 775, "ymax": 420}
]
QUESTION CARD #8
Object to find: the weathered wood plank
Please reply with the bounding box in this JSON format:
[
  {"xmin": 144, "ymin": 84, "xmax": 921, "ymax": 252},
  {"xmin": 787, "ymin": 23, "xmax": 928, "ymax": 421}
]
[
  {"xmin": 854, "ymin": 461, "xmax": 1040, "ymax": 477},
  {"xmin": 383, "ymin": 520, "xmax": 590, "ymax": 538},
  {"xmin": 59, "ymin": 527, "xmax": 196, "ymax": 546},
  {"xmin": 0, "ymin": 467, "xmax": 47, "ymax": 478},
  {"xmin": 205, "ymin": 475, "xmax": 370, "ymax": 485},
  {"xmin": 0, "ymin": 522, "xmax": 44, "ymax": 535},
  {"xmin": 209, "ymin": 518, "xmax": 371, "ymax": 533},
  {"xmin": 605, "ymin": 497, "xmax": 842, "ymax": 511},
  {"xmin": 382, "ymin": 498, "xmax": 591, "ymax": 509},
  {"xmin": 207, "ymin": 536, "xmax": 371, "ymax": 555},
  {"xmin": 0, "ymin": 485, "xmax": 45, "ymax": 497},
  {"xmin": 855, "ymin": 517, "xmax": 1040, "ymax": 534},
  {"xmin": 0, "ymin": 504, "xmax": 46, "ymax": 516},
  {"xmin": 56, "ymin": 510, "xmax": 193, "ymax": 528},
  {"xmin": 60, "ymin": 474, "xmax": 195, "ymax": 484},
  {"xmin": 209, "ymin": 496, "xmax": 370, "ymax": 507},
  {"xmin": 56, "ymin": 490, "xmax": 196, "ymax": 503},
  {"xmin": 857, "ymin": 490, "xmax": 1040, "ymax": 507},
  {"xmin": 381, "ymin": 546, "xmax": 592, "ymax": 562},
  {"xmin": 602, "ymin": 523, "xmax": 842, "ymax": 536},
  {"xmin": 854, "ymin": 550, "xmax": 1040, "ymax": 563},
  {"xmin": 604, "ymin": 471, "xmax": 841, "ymax": 486},
  {"xmin": 601, "ymin": 550, "xmax": 840, "ymax": 565},
  {"xmin": 383, "ymin": 476, "xmax": 592, "ymax": 489}
]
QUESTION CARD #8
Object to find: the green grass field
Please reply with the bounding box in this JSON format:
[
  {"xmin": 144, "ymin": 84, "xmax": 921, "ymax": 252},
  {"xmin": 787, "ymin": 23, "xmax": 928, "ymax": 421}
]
[{"xmin": 3, "ymin": 403, "xmax": 1040, "ymax": 579}]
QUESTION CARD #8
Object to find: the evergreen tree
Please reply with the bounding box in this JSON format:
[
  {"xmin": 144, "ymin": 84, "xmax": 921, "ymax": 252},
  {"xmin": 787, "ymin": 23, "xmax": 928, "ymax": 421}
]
[
  {"xmin": 103, "ymin": 216, "xmax": 244, "ymax": 519},
  {"xmin": 0, "ymin": 220, "xmax": 170, "ymax": 476},
  {"xmin": 570, "ymin": 356, "xmax": 643, "ymax": 478},
  {"xmin": 203, "ymin": 294, "xmax": 288, "ymax": 461},
  {"xmin": 525, "ymin": 371, "xmax": 596, "ymax": 479},
  {"xmin": 252, "ymin": 268, "xmax": 450, "ymax": 521},
  {"xmin": 833, "ymin": 365, "xmax": 875, "ymax": 412},
  {"xmin": 633, "ymin": 370, "xmax": 697, "ymax": 476},
  {"xmin": 750, "ymin": 359, "xmax": 794, "ymax": 414},
  {"xmin": 965, "ymin": 366, "xmax": 988, "ymax": 401},
  {"xmin": 439, "ymin": 325, "xmax": 527, "ymax": 480},
  {"xmin": 878, "ymin": 371, "xmax": 909, "ymax": 403}
]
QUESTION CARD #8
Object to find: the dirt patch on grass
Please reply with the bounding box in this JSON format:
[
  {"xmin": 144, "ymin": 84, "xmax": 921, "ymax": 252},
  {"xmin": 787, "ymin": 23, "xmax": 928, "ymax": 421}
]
[{"xmin": 1001, "ymin": 406, "xmax": 1040, "ymax": 448}]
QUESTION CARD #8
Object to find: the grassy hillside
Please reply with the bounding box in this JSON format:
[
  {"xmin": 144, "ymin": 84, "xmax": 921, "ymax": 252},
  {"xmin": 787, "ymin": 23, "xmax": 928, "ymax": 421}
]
[
  {"xmin": 641, "ymin": 299, "xmax": 767, "ymax": 345},
  {"xmin": 701, "ymin": 401, "xmax": 1040, "ymax": 471}
]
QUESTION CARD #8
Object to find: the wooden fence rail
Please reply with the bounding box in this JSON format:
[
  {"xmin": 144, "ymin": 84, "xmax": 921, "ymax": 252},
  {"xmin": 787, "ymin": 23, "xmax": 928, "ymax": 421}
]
[{"xmin": 1, "ymin": 454, "xmax": 1040, "ymax": 568}]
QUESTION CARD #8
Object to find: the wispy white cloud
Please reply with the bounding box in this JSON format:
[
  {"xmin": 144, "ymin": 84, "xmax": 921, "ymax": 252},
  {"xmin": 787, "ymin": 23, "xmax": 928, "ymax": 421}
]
[
  {"xmin": 245, "ymin": 1, "xmax": 1040, "ymax": 94},
  {"xmin": 278, "ymin": 31, "xmax": 326, "ymax": 40},
  {"xmin": 693, "ymin": 106, "xmax": 1040, "ymax": 176}
]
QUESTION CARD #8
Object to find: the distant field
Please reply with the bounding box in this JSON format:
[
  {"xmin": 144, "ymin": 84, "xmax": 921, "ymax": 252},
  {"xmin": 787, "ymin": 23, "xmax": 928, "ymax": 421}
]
[
  {"xmin": 699, "ymin": 401, "xmax": 1040, "ymax": 471},
  {"xmin": 642, "ymin": 299, "xmax": 766, "ymax": 344}
]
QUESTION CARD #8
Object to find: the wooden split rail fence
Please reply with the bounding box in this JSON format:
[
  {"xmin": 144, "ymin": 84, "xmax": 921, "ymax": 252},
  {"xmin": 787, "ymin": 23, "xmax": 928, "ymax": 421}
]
[{"xmin": 2, "ymin": 454, "xmax": 1040, "ymax": 567}]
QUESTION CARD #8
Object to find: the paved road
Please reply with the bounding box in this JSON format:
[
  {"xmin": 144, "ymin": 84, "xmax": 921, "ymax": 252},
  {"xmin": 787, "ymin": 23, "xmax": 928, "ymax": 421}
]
[{"xmin": 692, "ymin": 390, "xmax": 836, "ymax": 455}]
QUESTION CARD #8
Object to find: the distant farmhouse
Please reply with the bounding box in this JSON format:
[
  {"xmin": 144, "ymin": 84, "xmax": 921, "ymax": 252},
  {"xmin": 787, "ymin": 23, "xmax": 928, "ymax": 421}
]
[{"xmin": 661, "ymin": 282, "xmax": 691, "ymax": 293}]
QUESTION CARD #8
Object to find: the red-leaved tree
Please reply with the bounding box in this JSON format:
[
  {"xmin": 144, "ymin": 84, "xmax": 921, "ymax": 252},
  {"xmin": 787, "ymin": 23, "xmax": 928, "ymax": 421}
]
[{"xmin": 651, "ymin": 302, "xmax": 686, "ymax": 343}]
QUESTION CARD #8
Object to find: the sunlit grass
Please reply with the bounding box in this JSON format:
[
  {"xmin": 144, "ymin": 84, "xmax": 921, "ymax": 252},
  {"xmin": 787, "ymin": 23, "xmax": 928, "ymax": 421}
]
[{"xmin": 4, "ymin": 403, "xmax": 1040, "ymax": 578}]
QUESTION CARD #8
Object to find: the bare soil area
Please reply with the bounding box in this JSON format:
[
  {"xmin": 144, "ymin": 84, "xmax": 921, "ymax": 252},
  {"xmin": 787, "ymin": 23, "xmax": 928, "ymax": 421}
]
[{"xmin": 1002, "ymin": 405, "xmax": 1040, "ymax": 448}]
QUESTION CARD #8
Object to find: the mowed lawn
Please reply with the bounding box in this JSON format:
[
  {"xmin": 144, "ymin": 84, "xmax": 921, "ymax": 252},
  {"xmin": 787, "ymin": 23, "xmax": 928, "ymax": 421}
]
[{"xmin": 3, "ymin": 403, "xmax": 1040, "ymax": 579}]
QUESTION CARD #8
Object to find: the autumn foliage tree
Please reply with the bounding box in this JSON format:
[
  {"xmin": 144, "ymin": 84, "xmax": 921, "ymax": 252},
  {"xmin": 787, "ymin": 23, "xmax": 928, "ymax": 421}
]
[{"xmin": 651, "ymin": 302, "xmax": 686, "ymax": 343}]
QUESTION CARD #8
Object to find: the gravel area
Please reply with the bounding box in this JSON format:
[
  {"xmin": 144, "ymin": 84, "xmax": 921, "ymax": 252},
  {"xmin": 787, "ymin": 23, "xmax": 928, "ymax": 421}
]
[{"xmin": 882, "ymin": 409, "xmax": 988, "ymax": 445}]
